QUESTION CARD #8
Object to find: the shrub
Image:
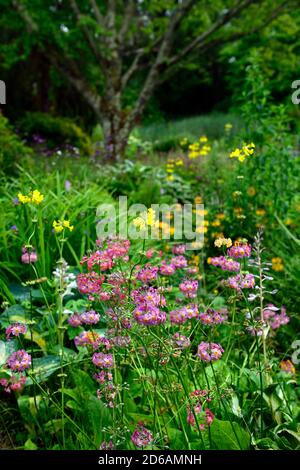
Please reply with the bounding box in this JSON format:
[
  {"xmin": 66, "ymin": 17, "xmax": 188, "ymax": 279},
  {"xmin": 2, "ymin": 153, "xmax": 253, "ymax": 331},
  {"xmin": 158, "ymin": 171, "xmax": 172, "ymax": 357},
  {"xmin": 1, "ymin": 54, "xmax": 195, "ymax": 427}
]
[
  {"xmin": 0, "ymin": 113, "xmax": 32, "ymax": 174},
  {"xmin": 18, "ymin": 112, "xmax": 93, "ymax": 155}
]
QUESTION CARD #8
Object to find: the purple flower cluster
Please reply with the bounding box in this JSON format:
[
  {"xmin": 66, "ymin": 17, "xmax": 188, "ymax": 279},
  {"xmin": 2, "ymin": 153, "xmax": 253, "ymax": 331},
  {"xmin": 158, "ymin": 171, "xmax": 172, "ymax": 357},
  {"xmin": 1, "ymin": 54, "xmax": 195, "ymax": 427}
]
[
  {"xmin": 210, "ymin": 256, "xmax": 240, "ymax": 272},
  {"xmin": 197, "ymin": 342, "xmax": 224, "ymax": 362},
  {"xmin": 94, "ymin": 370, "xmax": 113, "ymax": 384},
  {"xmin": 68, "ymin": 310, "xmax": 100, "ymax": 326},
  {"xmin": 77, "ymin": 271, "xmax": 105, "ymax": 297},
  {"xmin": 171, "ymin": 255, "xmax": 188, "ymax": 268},
  {"xmin": 132, "ymin": 287, "xmax": 166, "ymax": 326},
  {"xmin": 68, "ymin": 314, "xmax": 82, "ymax": 327},
  {"xmin": 172, "ymin": 245, "xmax": 186, "ymax": 255},
  {"xmin": 160, "ymin": 262, "xmax": 176, "ymax": 276},
  {"xmin": 6, "ymin": 323, "xmax": 27, "ymax": 340},
  {"xmin": 170, "ymin": 304, "xmax": 199, "ymax": 324},
  {"xmin": 132, "ymin": 287, "xmax": 166, "ymax": 308},
  {"xmin": 0, "ymin": 375, "xmax": 26, "ymax": 393},
  {"xmin": 133, "ymin": 306, "xmax": 166, "ymax": 326},
  {"xmin": 173, "ymin": 333, "xmax": 191, "ymax": 349},
  {"xmin": 92, "ymin": 352, "xmax": 114, "ymax": 369},
  {"xmin": 80, "ymin": 310, "xmax": 100, "ymax": 325},
  {"xmin": 81, "ymin": 238, "xmax": 130, "ymax": 272},
  {"xmin": 187, "ymin": 389, "xmax": 214, "ymax": 430},
  {"xmin": 74, "ymin": 331, "xmax": 102, "ymax": 349},
  {"xmin": 6, "ymin": 350, "xmax": 32, "ymax": 372},
  {"xmin": 110, "ymin": 335, "xmax": 131, "ymax": 348},
  {"xmin": 98, "ymin": 238, "xmax": 131, "ymax": 260},
  {"xmin": 263, "ymin": 304, "xmax": 289, "ymax": 330},
  {"xmin": 136, "ymin": 265, "xmax": 159, "ymax": 283},
  {"xmin": 199, "ymin": 308, "xmax": 228, "ymax": 326},
  {"xmin": 227, "ymin": 243, "xmax": 252, "ymax": 258},
  {"xmin": 131, "ymin": 423, "xmax": 153, "ymax": 448},
  {"xmin": 179, "ymin": 279, "xmax": 198, "ymax": 298},
  {"xmin": 224, "ymin": 273, "xmax": 255, "ymax": 291},
  {"xmin": 187, "ymin": 407, "xmax": 214, "ymax": 430},
  {"xmin": 100, "ymin": 441, "xmax": 114, "ymax": 450}
]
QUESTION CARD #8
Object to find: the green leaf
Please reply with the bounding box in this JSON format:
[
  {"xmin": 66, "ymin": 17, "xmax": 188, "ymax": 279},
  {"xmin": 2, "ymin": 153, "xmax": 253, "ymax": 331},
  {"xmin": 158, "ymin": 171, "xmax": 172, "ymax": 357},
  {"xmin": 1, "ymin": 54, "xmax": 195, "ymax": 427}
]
[
  {"xmin": 9, "ymin": 284, "xmax": 31, "ymax": 302},
  {"xmin": 210, "ymin": 419, "xmax": 251, "ymax": 450},
  {"xmin": 0, "ymin": 304, "xmax": 26, "ymax": 326},
  {"xmin": 0, "ymin": 339, "xmax": 18, "ymax": 366},
  {"xmin": 27, "ymin": 355, "xmax": 61, "ymax": 384},
  {"xmin": 256, "ymin": 437, "xmax": 280, "ymax": 449},
  {"xmin": 168, "ymin": 428, "xmax": 185, "ymax": 450},
  {"xmin": 24, "ymin": 438, "xmax": 38, "ymax": 450}
]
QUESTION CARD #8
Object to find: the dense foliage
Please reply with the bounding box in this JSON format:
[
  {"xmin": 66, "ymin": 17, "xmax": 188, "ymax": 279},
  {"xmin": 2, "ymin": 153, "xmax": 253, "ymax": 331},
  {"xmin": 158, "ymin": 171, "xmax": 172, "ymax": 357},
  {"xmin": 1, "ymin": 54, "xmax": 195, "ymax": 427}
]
[
  {"xmin": 0, "ymin": 61, "xmax": 299, "ymax": 450},
  {"xmin": 0, "ymin": 0, "xmax": 299, "ymax": 454}
]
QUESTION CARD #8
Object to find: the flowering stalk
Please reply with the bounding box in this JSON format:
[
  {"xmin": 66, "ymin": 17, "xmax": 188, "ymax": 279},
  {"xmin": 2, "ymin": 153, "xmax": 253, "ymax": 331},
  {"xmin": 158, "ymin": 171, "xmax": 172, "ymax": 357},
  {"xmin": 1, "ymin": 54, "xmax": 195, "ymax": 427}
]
[
  {"xmin": 56, "ymin": 256, "xmax": 67, "ymax": 448},
  {"xmin": 54, "ymin": 232, "xmax": 69, "ymax": 447},
  {"xmin": 254, "ymin": 232, "xmax": 267, "ymax": 366}
]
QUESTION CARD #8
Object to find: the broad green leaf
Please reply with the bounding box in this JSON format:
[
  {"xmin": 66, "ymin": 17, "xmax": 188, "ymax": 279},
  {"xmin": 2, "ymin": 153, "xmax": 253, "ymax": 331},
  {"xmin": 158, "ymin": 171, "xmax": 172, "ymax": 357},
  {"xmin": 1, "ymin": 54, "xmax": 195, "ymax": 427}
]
[
  {"xmin": 168, "ymin": 428, "xmax": 185, "ymax": 450},
  {"xmin": 24, "ymin": 438, "xmax": 38, "ymax": 450},
  {"xmin": 0, "ymin": 339, "xmax": 18, "ymax": 366},
  {"xmin": 27, "ymin": 355, "xmax": 61, "ymax": 384},
  {"xmin": 0, "ymin": 304, "xmax": 26, "ymax": 326},
  {"xmin": 210, "ymin": 419, "xmax": 251, "ymax": 450},
  {"xmin": 9, "ymin": 284, "xmax": 31, "ymax": 302}
]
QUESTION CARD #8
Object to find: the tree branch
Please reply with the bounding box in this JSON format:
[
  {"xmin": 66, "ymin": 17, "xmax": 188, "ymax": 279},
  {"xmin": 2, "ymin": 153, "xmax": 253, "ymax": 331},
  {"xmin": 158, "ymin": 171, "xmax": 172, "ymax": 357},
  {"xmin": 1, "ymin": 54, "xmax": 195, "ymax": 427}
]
[
  {"xmin": 127, "ymin": 0, "xmax": 196, "ymax": 127},
  {"xmin": 89, "ymin": 0, "xmax": 105, "ymax": 27},
  {"xmin": 69, "ymin": 0, "xmax": 103, "ymax": 63},
  {"xmin": 121, "ymin": 49, "xmax": 144, "ymax": 90},
  {"xmin": 52, "ymin": 56, "xmax": 102, "ymax": 119},
  {"xmin": 106, "ymin": 0, "xmax": 116, "ymax": 30},
  {"xmin": 167, "ymin": 0, "xmax": 261, "ymax": 69},
  {"xmin": 11, "ymin": 0, "xmax": 38, "ymax": 32},
  {"xmin": 158, "ymin": 0, "xmax": 291, "ymax": 85},
  {"xmin": 118, "ymin": 0, "xmax": 135, "ymax": 44}
]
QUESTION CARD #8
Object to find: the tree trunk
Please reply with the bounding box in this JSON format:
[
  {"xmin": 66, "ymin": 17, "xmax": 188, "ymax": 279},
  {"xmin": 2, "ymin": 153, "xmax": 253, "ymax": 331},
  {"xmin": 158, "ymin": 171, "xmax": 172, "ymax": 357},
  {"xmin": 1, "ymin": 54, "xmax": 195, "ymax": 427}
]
[{"xmin": 101, "ymin": 116, "xmax": 133, "ymax": 161}]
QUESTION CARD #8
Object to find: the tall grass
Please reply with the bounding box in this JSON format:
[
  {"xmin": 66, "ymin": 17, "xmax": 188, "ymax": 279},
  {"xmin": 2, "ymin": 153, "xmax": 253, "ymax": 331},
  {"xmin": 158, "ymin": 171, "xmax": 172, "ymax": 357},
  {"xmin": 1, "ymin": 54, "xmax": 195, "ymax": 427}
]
[{"xmin": 137, "ymin": 113, "xmax": 242, "ymax": 149}]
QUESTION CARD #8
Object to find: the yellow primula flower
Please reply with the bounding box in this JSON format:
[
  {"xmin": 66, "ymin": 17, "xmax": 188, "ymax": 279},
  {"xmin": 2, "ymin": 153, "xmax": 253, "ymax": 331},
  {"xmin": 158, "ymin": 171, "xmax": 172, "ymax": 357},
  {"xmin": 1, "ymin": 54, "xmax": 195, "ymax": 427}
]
[
  {"xmin": 146, "ymin": 208, "xmax": 156, "ymax": 227},
  {"xmin": 199, "ymin": 136, "xmax": 208, "ymax": 143},
  {"xmin": 18, "ymin": 189, "xmax": 44, "ymax": 205},
  {"xmin": 211, "ymin": 220, "xmax": 221, "ymax": 227},
  {"xmin": 53, "ymin": 221, "xmax": 64, "ymax": 233},
  {"xmin": 133, "ymin": 208, "xmax": 158, "ymax": 231},
  {"xmin": 196, "ymin": 226, "xmax": 208, "ymax": 234},
  {"xmin": 180, "ymin": 137, "xmax": 188, "ymax": 147},
  {"xmin": 272, "ymin": 257, "xmax": 284, "ymax": 272},
  {"xmin": 229, "ymin": 149, "xmax": 241, "ymax": 159},
  {"xmin": 256, "ymin": 209, "xmax": 266, "ymax": 217},
  {"xmin": 247, "ymin": 186, "xmax": 256, "ymax": 197},
  {"xmin": 31, "ymin": 190, "xmax": 44, "ymax": 205},
  {"xmin": 18, "ymin": 193, "xmax": 31, "ymax": 204},
  {"xmin": 229, "ymin": 143, "xmax": 255, "ymax": 162},
  {"xmin": 214, "ymin": 237, "xmax": 232, "ymax": 248},
  {"xmin": 62, "ymin": 220, "xmax": 74, "ymax": 231},
  {"xmin": 53, "ymin": 219, "xmax": 74, "ymax": 234}
]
